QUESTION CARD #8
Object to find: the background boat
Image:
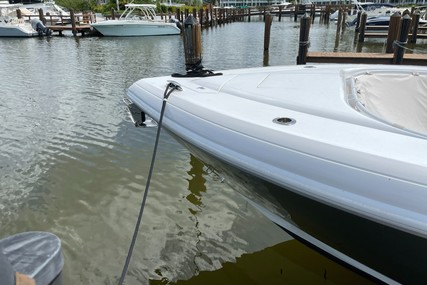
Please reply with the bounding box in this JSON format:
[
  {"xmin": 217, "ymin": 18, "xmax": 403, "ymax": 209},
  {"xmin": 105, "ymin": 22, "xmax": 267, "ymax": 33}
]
[
  {"xmin": 91, "ymin": 3, "xmax": 181, "ymax": 37},
  {"xmin": 0, "ymin": 2, "xmax": 38, "ymax": 36}
]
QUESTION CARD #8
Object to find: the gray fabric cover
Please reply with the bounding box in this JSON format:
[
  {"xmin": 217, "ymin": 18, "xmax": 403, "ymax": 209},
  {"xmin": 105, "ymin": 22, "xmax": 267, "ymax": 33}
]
[
  {"xmin": 0, "ymin": 232, "xmax": 64, "ymax": 285},
  {"xmin": 354, "ymin": 72, "xmax": 427, "ymax": 135},
  {"xmin": 0, "ymin": 247, "xmax": 15, "ymax": 285}
]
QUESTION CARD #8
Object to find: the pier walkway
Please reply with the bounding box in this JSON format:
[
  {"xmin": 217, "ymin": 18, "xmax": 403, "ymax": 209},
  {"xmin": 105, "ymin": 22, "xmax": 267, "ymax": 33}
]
[
  {"xmin": 307, "ymin": 52, "xmax": 427, "ymax": 65},
  {"xmin": 46, "ymin": 25, "xmax": 93, "ymax": 36}
]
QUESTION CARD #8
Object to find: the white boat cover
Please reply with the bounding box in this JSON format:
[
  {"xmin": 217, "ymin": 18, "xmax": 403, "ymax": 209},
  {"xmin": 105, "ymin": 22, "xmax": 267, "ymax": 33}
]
[
  {"xmin": 353, "ymin": 72, "xmax": 427, "ymax": 136},
  {"xmin": 0, "ymin": 232, "xmax": 63, "ymax": 285}
]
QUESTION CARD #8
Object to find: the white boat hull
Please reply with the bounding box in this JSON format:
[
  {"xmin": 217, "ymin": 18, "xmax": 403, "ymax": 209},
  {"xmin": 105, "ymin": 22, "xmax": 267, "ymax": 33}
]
[
  {"xmin": 0, "ymin": 22, "xmax": 38, "ymax": 37},
  {"xmin": 91, "ymin": 20, "xmax": 180, "ymax": 37},
  {"xmin": 126, "ymin": 64, "xmax": 427, "ymax": 284},
  {"xmin": 1, "ymin": 3, "xmax": 39, "ymax": 37}
]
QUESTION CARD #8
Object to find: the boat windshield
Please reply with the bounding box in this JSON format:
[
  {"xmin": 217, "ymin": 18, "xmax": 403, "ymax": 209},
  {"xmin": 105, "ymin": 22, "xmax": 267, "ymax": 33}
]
[{"xmin": 350, "ymin": 71, "xmax": 427, "ymax": 137}]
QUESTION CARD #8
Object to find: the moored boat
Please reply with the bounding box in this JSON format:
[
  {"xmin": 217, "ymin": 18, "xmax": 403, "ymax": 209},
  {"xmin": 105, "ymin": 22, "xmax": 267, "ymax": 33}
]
[
  {"xmin": 335, "ymin": 0, "xmax": 406, "ymax": 26},
  {"xmin": 18, "ymin": 0, "xmax": 71, "ymax": 25},
  {"xmin": 91, "ymin": 3, "xmax": 180, "ymax": 37},
  {"xmin": 125, "ymin": 63, "xmax": 427, "ymax": 284},
  {"xmin": 364, "ymin": 13, "xmax": 427, "ymax": 26},
  {"xmin": 0, "ymin": 2, "xmax": 51, "ymax": 36}
]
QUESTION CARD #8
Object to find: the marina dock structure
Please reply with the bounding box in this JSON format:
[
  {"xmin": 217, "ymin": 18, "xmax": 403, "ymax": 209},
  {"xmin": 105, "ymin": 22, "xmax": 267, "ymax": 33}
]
[
  {"xmin": 352, "ymin": 8, "xmax": 427, "ymax": 44},
  {"xmin": 46, "ymin": 24, "xmax": 93, "ymax": 36},
  {"xmin": 45, "ymin": 9, "xmax": 95, "ymax": 36},
  {"xmin": 17, "ymin": 7, "xmax": 99, "ymax": 36},
  {"xmin": 16, "ymin": 2, "xmax": 427, "ymax": 66},
  {"xmin": 306, "ymin": 52, "xmax": 427, "ymax": 65},
  {"xmin": 295, "ymin": 12, "xmax": 427, "ymax": 65}
]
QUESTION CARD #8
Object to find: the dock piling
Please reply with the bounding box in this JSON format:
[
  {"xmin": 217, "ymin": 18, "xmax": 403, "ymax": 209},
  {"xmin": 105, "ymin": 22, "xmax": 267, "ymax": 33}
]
[
  {"xmin": 264, "ymin": 13, "xmax": 272, "ymax": 52},
  {"xmin": 183, "ymin": 15, "xmax": 203, "ymax": 72},
  {"xmin": 310, "ymin": 4, "xmax": 315, "ymax": 22},
  {"xmin": 294, "ymin": 5, "xmax": 299, "ymax": 22},
  {"xmin": 297, "ymin": 13, "xmax": 311, "ymax": 65},
  {"xmin": 38, "ymin": 8, "xmax": 46, "ymax": 24},
  {"xmin": 172, "ymin": 15, "xmax": 223, "ymax": 77},
  {"xmin": 358, "ymin": 12, "xmax": 367, "ymax": 42},
  {"xmin": 386, "ymin": 12, "xmax": 402, "ymax": 53},
  {"xmin": 393, "ymin": 14, "xmax": 412, "ymax": 64},
  {"xmin": 336, "ymin": 9, "xmax": 343, "ymax": 34},
  {"xmin": 411, "ymin": 10, "xmax": 421, "ymax": 43},
  {"xmin": 355, "ymin": 11, "xmax": 362, "ymax": 33},
  {"xmin": 70, "ymin": 9, "xmax": 77, "ymax": 36}
]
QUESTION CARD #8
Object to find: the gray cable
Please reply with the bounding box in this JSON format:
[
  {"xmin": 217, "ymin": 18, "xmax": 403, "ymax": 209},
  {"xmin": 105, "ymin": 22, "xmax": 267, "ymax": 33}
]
[{"xmin": 118, "ymin": 83, "xmax": 178, "ymax": 285}]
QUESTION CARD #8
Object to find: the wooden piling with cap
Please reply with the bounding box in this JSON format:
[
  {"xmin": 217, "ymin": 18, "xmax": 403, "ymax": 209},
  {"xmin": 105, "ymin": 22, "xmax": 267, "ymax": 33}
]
[
  {"xmin": 38, "ymin": 8, "xmax": 47, "ymax": 24},
  {"xmin": 183, "ymin": 15, "xmax": 202, "ymax": 71},
  {"xmin": 393, "ymin": 14, "xmax": 412, "ymax": 64},
  {"xmin": 386, "ymin": 12, "xmax": 402, "ymax": 53},
  {"xmin": 70, "ymin": 9, "xmax": 77, "ymax": 36},
  {"xmin": 264, "ymin": 13, "xmax": 272, "ymax": 52},
  {"xmin": 355, "ymin": 11, "xmax": 362, "ymax": 32},
  {"xmin": 297, "ymin": 14, "xmax": 311, "ymax": 65},
  {"xmin": 411, "ymin": 10, "xmax": 421, "ymax": 43},
  {"xmin": 358, "ymin": 12, "xmax": 367, "ymax": 42},
  {"xmin": 336, "ymin": 8, "xmax": 343, "ymax": 34},
  {"xmin": 294, "ymin": 5, "xmax": 299, "ymax": 22}
]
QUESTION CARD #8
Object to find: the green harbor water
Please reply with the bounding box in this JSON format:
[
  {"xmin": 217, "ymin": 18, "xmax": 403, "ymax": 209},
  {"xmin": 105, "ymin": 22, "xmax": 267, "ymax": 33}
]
[{"xmin": 1, "ymin": 17, "xmax": 425, "ymax": 284}]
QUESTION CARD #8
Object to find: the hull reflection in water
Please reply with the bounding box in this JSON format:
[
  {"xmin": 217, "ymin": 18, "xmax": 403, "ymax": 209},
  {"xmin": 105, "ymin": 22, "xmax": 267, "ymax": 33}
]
[
  {"xmin": 151, "ymin": 239, "xmax": 377, "ymax": 285},
  {"xmin": 175, "ymin": 138, "xmax": 423, "ymax": 285}
]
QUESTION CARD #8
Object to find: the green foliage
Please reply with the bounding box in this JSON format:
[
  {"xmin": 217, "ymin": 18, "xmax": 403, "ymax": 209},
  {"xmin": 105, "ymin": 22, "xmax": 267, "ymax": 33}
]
[
  {"xmin": 56, "ymin": 0, "xmax": 159, "ymax": 13},
  {"xmin": 175, "ymin": 4, "xmax": 203, "ymax": 12},
  {"xmin": 55, "ymin": 0, "xmax": 203, "ymax": 15},
  {"xmin": 117, "ymin": 0, "xmax": 156, "ymax": 11},
  {"xmin": 56, "ymin": 0, "xmax": 94, "ymax": 12},
  {"xmin": 156, "ymin": 3, "xmax": 177, "ymax": 13}
]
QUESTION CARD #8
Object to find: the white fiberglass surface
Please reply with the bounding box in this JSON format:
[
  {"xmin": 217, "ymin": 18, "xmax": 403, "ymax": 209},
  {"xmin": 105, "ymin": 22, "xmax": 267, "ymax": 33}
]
[{"xmin": 128, "ymin": 65, "xmax": 427, "ymax": 235}]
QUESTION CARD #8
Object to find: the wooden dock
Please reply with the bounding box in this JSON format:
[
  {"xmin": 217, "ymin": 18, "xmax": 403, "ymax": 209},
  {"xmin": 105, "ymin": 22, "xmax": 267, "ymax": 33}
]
[
  {"xmin": 364, "ymin": 32, "xmax": 427, "ymax": 39},
  {"xmin": 363, "ymin": 24, "xmax": 427, "ymax": 39},
  {"xmin": 46, "ymin": 25, "xmax": 94, "ymax": 36},
  {"xmin": 293, "ymin": 8, "xmax": 427, "ymax": 66},
  {"xmin": 307, "ymin": 52, "xmax": 427, "ymax": 65}
]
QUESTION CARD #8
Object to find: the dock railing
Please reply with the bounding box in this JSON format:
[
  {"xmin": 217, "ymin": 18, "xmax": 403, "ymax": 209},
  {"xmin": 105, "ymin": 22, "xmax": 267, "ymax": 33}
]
[
  {"xmin": 17, "ymin": 8, "xmax": 97, "ymax": 26},
  {"xmin": 297, "ymin": 12, "xmax": 427, "ymax": 65}
]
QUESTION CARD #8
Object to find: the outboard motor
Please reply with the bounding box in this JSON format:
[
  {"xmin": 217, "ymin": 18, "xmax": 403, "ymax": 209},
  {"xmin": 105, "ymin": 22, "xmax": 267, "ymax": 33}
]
[
  {"xmin": 30, "ymin": 19, "xmax": 52, "ymax": 36},
  {"xmin": 169, "ymin": 17, "xmax": 182, "ymax": 30}
]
